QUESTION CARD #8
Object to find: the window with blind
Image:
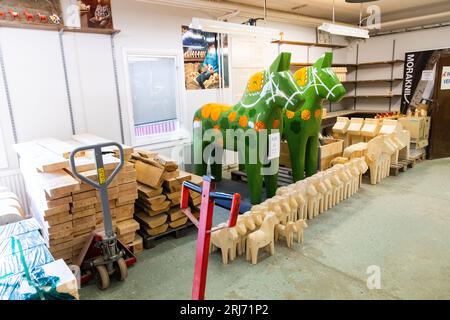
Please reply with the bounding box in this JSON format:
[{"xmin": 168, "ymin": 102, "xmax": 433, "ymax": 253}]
[{"xmin": 125, "ymin": 53, "xmax": 183, "ymax": 145}]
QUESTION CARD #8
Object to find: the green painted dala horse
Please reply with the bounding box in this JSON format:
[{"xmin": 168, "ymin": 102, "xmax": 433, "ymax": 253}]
[
  {"xmin": 283, "ymin": 52, "xmax": 346, "ymax": 181},
  {"xmin": 192, "ymin": 52, "xmax": 304, "ymax": 204}
]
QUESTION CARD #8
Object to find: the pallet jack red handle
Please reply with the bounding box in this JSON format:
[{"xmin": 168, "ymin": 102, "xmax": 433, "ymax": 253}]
[{"xmin": 180, "ymin": 176, "xmax": 241, "ymax": 300}]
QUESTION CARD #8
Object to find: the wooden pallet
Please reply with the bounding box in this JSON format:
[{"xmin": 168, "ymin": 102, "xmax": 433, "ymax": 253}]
[
  {"xmin": 231, "ymin": 166, "xmax": 294, "ymax": 187},
  {"xmin": 399, "ymin": 159, "xmax": 415, "ymax": 169},
  {"xmin": 138, "ymin": 221, "xmax": 195, "ymax": 249},
  {"xmin": 126, "ymin": 234, "xmax": 143, "ymax": 255},
  {"xmin": 389, "ymin": 162, "xmax": 407, "ymax": 176},
  {"xmin": 409, "ymin": 151, "xmax": 426, "ymax": 165}
]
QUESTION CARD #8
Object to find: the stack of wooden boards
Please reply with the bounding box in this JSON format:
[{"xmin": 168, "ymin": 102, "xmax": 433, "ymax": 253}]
[
  {"xmin": 131, "ymin": 150, "xmax": 202, "ymax": 239},
  {"xmin": 14, "ymin": 134, "xmax": 142, "ymax": 264},
  {"xmin": 0, "ymin": 187, "xmax": 25, "ymax": 225}
]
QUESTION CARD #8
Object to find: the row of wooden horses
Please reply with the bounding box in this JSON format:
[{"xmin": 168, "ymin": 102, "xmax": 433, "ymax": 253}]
[
  {"xmin": 0, "ymin": 8, "xmax": 51, "ymax": 23},
  {"xmin": 210, "ymin": 157, "xmax": 368, "ymax": 265}
]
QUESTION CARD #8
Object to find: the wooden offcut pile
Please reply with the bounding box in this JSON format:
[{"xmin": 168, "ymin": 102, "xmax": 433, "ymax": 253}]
[
  {"xmin": 14, "ymin": 134, "xmax": 140, "ymax": 264},
  {"xmin": 131, "ymin": 150, "xmax": 201, "ymax": 238}
]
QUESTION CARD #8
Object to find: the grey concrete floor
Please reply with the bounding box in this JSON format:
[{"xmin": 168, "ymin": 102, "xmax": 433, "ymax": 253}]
[{"xmin": 81, "ymin": 158, "xmax": 450, "ymax": 300}]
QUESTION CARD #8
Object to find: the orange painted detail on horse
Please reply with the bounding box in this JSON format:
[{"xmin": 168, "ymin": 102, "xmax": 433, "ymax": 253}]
[
  {"xmin": 228, "ymin": 111, "xmax": 237, "ymax": 122},
  {"xmin": 211, "ymin": 106, "xmax": 222, "ymax": 121},
  {"xmin": 272, "ymin": 119, "xmax": 280, "ymax": 129},
  {"xmin": 255, "ymin": 121, "xmax": 266, "ymax": 132},
  {"xmin": 201, "ymin": 103, "xmax": 231, "ymax": 121},
  {"xmin": 314, "ymin": 109, "xmax": 322, "ymax": 119},
  {"xmin": 294, "ymin": 67, "xmax": 308, "ymax": 86},
  {"xmin": 201, "ymin": 104, "xmax": 212, "ymax": 119},
  {"xmin": 286, "ymin": 110, "xmax": 295, "ymax": 119},
  {"xmin": 247, "ymin": 72, "xmax": 264, "ymax": 93},
  {"xmin": 239, "ymin": 116, "xmax": 248, "ymax": 128},
  {"xmin": 301, "ymin": 110, "xmax": 311, "ymax": 121}
]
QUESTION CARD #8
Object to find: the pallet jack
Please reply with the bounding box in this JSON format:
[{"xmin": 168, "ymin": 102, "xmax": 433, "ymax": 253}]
[
  {"xmin": 180, "ymin": 176, "xmax": 240, "ymax": 300},
  {"xmin": 69, "ymin": 142, "xmax": 136, "ymax": 290}
]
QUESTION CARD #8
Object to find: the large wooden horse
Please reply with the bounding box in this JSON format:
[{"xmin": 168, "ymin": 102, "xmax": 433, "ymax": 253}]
[
  {"xmin": 193, "ymin": 53, "xmax": 304, "ymax": 204},
  {"xmin": 283, "ymin": 52, "xmax": 346, "ymax": 181}
]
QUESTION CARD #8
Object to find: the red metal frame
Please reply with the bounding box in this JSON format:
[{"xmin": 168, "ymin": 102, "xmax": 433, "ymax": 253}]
[{"xmin": 180, "ymin": 176, "xmax": 240, "ymax": 300}]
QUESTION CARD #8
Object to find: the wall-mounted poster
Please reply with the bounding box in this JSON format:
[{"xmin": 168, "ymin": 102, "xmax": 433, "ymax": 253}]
[
  {"xmin": 401, "ymin": 49, "xmax": 440, "ymax": 113},
  {"xmin": 181, "ymin": 25, "xmax": 229, "ymax": 90},
  {"xmin": 0, "ymin": 0, "xmax": 63, "ymax": 25},
  {"xmin": 78, "ymin": 0, "xmax": 113, "ymax": 29},
  {"xmin": 440, "ymin": 66, "xmax": 450, "ymax": 90}
]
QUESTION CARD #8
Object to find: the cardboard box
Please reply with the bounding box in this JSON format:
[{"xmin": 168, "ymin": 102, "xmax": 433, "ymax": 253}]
[
  {"xmin": 399, "ymin": 116, "xmax": 431, "ymax": 142},
  {"xmin": 319, "ymin": 138, "xmax": 344, "ymax": 170},
  {"xmin": 279, "ymin": 138, "xmax": 344, "ymax": 171}
]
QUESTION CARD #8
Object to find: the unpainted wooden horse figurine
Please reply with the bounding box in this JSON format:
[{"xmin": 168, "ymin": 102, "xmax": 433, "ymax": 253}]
[
  {"xmin": 344, "ymin": 161, "xmax": 360, "ymax": 197},
  {"xmin": 193, "ymin": 53, "xmax": 304, "ymax": 204},
  {"xmin": 276, "ymin": 186, "xmax": 307, "ymax": 220},
  {"xmin": 333, "ymin": 164, "xmax": 352, "ymax": 200},
  {"xmin": 230, "ymin": 220, "xmax": 248, "ymax": 258},
  {"xmin": 246, "ymin": 212, "xmax": 279, "ymax": 264},
  {"xmin": 307, "ymin": 175, "xmax": 329, "ymax": 214},
  {"xmin": 235, "ymin": 213, "xmax": 257, "ymax": 256},
  {"xmin": 365, "ymin": 135, "xmax": 397, "ymax": 184},
  {"xmin": 273, "ymin": 194, "xmax": 297, "ymax": 222},
  {"xmin": 262, "ymin": 198, "xmax": 288, "ymax": 225},
  {"xmin": 293, "ymin": 180, "xmax": 319, "ymax": 220},
  {"xmin": 274, "ymin": 221, "xmax": 296, "ymax": 248},
  {"xmin": 249, "ymin": 205, "xmax": 266, "ymax": 227},
  {"xmin": 327, "ymin": 166, "xmax": 344, "ymax": 205},
  {"xmin": 352, "ymin": 157, "xmax": 368, "ymax": 188},
  {"xmin": 210, "ymin": 223, "xmax": 239, "ymax": 264},
  {"xmin": 293, "ymin": 219, "xmax": 308, "ymax": 244},
  {"xmin": 277, "ymin": 192, "xmax": 299, "ymax": 222},
  {"xmin": 314, "ymin": 171, "xmax": 334, "ymax": 211}
]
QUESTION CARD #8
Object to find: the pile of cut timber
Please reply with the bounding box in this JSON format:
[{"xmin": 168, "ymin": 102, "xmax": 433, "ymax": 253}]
[
  {"xmin": 14, "ymin": 134, "xmax": 140, "ymax": 264},
  {"xmin": 131, "ymin": 150, "xmax": 201, "ymax": 238}
]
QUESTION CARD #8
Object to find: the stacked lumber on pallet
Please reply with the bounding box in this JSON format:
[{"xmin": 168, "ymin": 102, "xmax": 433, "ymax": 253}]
[
  {"xmin": 14, "ymin": 134, "xmax": 140, "ymax": 264},
  {"xmin": 131, "ymin": 150, "xmax": 200, "ymax": 239}
]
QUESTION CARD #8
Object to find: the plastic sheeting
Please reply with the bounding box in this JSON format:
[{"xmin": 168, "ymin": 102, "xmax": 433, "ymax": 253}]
[
  {"xmin": 0, "ymin": 267, "xmax": 76, "ymax": 300},
  {"xmin": 0, "ymin": 218, "xmax": 41, "ymax": 241},
  {"xmin": 0, "ymin": 243, "xmax": 54, "ymax": 278},
  {"xmin": 0, "ymin": 218, "xmax": 76, "ymax": 300},
  {"xmin": 0, "ymin": 231, "xmax": 45, "ymax": 257}
]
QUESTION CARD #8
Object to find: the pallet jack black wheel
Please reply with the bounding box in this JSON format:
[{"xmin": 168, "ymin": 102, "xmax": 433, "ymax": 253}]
[
  {"xmin": 116, "ymin": 257, "xmax": 128, "ymax": 281},
  {"xmin": 95, "ymin": 265, "xmax": 110, "ymax": 290}
]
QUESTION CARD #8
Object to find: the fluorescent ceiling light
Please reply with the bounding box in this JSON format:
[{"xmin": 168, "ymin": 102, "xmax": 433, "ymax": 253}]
[
  {"xmin": 191, "ymin": 18, "xmax": 280, "ymax": 38},
  {"xmin": 318, "ymin": 22, "xmax": 369, "ymax": 39}
]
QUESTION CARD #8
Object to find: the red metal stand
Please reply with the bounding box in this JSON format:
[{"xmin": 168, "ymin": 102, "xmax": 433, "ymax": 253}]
[{"xmin": 180, "ymin": 176, "xmax": 240, "ymax": 300}]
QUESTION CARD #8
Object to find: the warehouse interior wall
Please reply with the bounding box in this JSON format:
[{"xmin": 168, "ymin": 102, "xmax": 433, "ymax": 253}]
[{"xmin": 0, "ymin": 0, "xmax": 450, "ymax": 175}]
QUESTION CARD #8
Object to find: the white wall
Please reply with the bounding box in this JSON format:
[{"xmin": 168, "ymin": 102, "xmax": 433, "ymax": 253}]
[
  {"xmin": 3, "ymin": 1, "xmax": 448, "ymax": 173},
  {"xmin": 0, "ymin": 0, "xmax": 322, "ymax": 171}
]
